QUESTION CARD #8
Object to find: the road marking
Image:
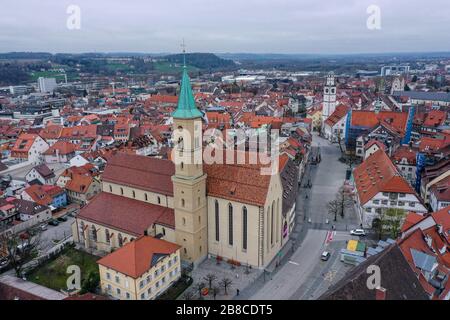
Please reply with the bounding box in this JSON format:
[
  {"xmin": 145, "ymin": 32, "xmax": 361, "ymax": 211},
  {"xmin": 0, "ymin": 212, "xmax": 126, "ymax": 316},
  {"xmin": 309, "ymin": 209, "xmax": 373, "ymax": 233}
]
[{"xmin": 288, "ymin": 261, "xmax": 300, "ymax": 266}]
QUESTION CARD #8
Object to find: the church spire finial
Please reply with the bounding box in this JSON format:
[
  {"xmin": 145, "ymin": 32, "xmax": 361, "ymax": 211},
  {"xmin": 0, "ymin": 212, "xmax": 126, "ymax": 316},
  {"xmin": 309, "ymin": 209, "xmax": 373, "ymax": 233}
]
[{"xmin": 181, "ymin": 39, "xmax": 186, "ymax": 68}]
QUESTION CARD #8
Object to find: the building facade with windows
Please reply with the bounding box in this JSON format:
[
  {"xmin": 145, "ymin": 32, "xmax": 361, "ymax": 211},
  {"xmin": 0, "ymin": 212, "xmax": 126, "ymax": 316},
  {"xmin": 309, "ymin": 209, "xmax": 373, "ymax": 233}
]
[
  {"xmin": 97, "ymin": 236, "xmax": 181, "ymax": 300},
  {"xmin": 353, "ymin": 149, "xmax": 427, "ymax": 227}
]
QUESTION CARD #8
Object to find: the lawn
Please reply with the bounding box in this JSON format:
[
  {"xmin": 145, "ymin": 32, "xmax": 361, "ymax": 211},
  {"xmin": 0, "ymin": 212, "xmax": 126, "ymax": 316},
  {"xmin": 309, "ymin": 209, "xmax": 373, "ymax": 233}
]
[
  {"xmin": 27, "ymin": 246, "xmax": 99, "ymax": 292},
  {"xmin": 29, "ymin": 71, "xmax": 67, "ymax": 81}
]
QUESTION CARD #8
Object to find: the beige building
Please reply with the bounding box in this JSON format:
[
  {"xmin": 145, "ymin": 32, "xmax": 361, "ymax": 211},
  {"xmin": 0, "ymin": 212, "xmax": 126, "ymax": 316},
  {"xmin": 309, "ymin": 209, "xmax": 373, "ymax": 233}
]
[{"xmin": 97, "ymin": 236, "xmax": 181, "ymax": 300}]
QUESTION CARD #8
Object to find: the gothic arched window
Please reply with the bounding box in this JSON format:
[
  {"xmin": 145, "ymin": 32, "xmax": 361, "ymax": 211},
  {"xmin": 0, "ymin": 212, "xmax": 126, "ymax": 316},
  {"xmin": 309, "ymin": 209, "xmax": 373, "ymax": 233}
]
[
  {"xmin": 242, "ymin": 206, "xmax": 248, "ymax": 251},
  {"xmin": 215, "ymin": 200, "xmax": 219, "ymax": 242},
  {"xmin": 228, "ymin": 203, "xmax": 233, "ymax": 246}
]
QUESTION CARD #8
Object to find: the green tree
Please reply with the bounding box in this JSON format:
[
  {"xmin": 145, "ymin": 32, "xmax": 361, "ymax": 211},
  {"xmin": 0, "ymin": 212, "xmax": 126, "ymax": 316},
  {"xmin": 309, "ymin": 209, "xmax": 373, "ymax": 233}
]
[
  {"xmin": 80, "ymin": 271, "xmax": 100, "ymax": 294},
  {"xmin": 385, "ymin": 208, "xmax": 406, "ymax": 238}
]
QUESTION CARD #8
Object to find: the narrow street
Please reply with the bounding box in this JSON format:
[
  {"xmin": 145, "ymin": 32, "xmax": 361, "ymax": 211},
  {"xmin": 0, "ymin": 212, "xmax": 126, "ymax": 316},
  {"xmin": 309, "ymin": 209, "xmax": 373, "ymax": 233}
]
[{"xmin": 243, "ymin": 133, "xmax": 360, "ymax": 300}]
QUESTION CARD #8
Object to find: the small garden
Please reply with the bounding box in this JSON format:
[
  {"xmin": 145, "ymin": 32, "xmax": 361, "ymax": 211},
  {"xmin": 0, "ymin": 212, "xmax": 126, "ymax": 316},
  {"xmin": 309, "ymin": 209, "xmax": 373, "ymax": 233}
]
[
  {"xmin": 27, "ymin": 245, "xmax": 100, "ymax": 294},
  {"xmin": 156, "ymin": 274, "xmax": 193, "ymax": 300}
]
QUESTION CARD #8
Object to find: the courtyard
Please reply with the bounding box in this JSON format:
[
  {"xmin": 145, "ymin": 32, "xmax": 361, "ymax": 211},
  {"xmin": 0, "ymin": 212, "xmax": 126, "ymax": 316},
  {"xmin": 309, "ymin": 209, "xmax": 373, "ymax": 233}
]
[
  {"xmin": 185, "ymin": 257, "xmax": 263, "ymax": 300},
  {"xmin": 26, "ymin": 245, "xmax": 100, "ymax": 293}
]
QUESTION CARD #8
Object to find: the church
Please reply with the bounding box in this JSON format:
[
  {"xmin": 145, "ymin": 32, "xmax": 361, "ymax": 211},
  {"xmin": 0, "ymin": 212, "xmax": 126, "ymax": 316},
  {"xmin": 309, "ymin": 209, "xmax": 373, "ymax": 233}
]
[{"xmin": 71, "ymin": 64, "xmax": 298, "ymax": 269}]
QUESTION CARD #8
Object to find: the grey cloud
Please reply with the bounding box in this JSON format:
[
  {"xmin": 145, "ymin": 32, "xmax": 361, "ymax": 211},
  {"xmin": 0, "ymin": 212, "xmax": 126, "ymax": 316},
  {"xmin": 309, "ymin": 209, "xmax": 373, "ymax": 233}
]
[{"xmin": 0, "ymin": 0, "xmax": 449, "ymax": 53}]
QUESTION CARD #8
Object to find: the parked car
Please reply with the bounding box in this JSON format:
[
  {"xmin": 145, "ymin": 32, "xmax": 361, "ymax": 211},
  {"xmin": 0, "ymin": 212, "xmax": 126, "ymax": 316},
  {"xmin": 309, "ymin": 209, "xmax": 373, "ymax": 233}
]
[
  {"xmin": 48, "ymin": 219, "xmax": 59, "ymax": 226},
  {"xmin": 321, "ymin": 251, "xmax": 331, "ymax": 261},
  {"xmin": 40, "ymin": 224, "xmax": 48, "ymax": 231},
  {"xmin": 57, "ymin": 216, "xmax": 68, "ymax": 222},
  {"xmin": 0, "ymin": 258, "xmax": 9, "ymax": 268},
  {"xmin": 350, "ymin": 229, "xmax": 366, "ymax": 236}
]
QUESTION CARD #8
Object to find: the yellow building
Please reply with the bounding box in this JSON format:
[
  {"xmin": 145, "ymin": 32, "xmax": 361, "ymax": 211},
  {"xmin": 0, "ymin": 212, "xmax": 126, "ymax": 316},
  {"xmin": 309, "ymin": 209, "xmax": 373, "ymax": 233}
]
[
  {"xmin": 97, "ymin": 236, "xmax": 181, "ymax": 300},
  {"xmin": 307, "ymin": 107, "xmax": 323, "ymax": 131}
]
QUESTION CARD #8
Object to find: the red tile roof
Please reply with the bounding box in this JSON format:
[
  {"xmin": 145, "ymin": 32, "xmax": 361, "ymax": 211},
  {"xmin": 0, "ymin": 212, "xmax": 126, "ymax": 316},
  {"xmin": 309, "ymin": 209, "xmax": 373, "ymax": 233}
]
[
  {"xmin": 401, "ymin": 212, "xmax": 426, "ymax": 232},
  {"xmin": 324, "ymin": 104, "xmax": 349, "ymax": 127},
  {"xmin": 353, "ymin": 149, "xmax": 417, "ymax": 205},
  {"xmin": 39, "ymin": 125, "xmax": 62, "ymax": 140},
  {"xmin": 419, "ymin": 136, "xmax": 450, "ymax": 153},
  {"xmin": 392, "ymin": 146, "xmax": 417, "ymax": 165},
  {"xmin": 97, "ymin": 235, "xmax": 180, "ymax": 278},
  {"xmin": 364, "ymin": 139, "xmax": 386, "ymax": 151},
  {"xmin": 351, "ymin": 111, "xmax": 408, "ymax": 134},
  {"xmin": 423, "ymin": 110, "xmax": 447, "ymax": 127},
  {"xmin": 65, "ymin": 174, "xmax": 95, "ymax": 194},
  {"xmin": 103, "ymin": 153, "xmax": 174, "ymax": 196},
  {"xmin": 204, "ymin": 152, "xmax": 272, "ymax": 206},
  {"xmin": 432, "ymin": 205, "xmax": 450, "ymax": 243},
  {"xmin": 23, "ymin": 184, "xmax": 63, "ymax": 206},
  {"xmin": 148, "ymin": 95, "xmax": 178, "ymax": 104},
  {"xmin": 78, "ymin": 192, "xmax": 174, "ymax": 236},
  {"xmin": 43, "ymin": 140, "xmax": 77, "ymax": 156},
  {"xmin": 11, "ymin": 133, "xmax": 40, "ymax": 155},
  {"xmin": 60, "ymin": 125, "xmax": 98, "ymax": 140}
]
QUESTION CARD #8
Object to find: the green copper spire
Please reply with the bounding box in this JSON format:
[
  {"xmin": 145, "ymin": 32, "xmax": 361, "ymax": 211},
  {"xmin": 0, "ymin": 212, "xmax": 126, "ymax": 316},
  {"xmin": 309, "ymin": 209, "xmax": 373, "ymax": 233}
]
[
  {"xmin": 172, "ymin": 47, "xmax": 203, "ymax": 119},
  {"xmin": 172, "ymin": 67, "xmax": 203, "ymax": 119}
]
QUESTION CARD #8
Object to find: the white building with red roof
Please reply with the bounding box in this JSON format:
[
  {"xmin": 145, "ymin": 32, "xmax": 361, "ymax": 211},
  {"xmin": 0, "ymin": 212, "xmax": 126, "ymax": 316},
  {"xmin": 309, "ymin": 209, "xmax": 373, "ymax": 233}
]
[
  {"xmin": 10, "ymin": 133, "xmax": 49, "ymax": 165},
  {"xmin": 353, "ymin": 149, "xmax": 427, "ymax": 227},
  {"xmin": 323, "ymin": 104, "xmax": 349, "ymax": 143}
]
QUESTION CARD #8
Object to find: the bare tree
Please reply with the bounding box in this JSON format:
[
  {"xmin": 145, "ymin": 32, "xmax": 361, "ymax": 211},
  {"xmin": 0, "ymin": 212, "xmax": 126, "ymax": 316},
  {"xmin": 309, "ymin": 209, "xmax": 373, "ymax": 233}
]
[
  {"xmin": 219, "ymin": 278, "xmax": 233, "ymax": 296},
  {"xmin": 182, "ymin": 289, "xmax": 195, "ymax": 300},
  {"xmin": 327, "ymin": 187, "xmax": 353, "ymax": 221},
  {"xmin": 211, "ymin": 286, "xmax": 220, "ymax": 300},
  {"xmin": 203, "ymin": 273, "xmax": 217, "ymax": 290},
  {"xmin": 0, "ymin": 227, "xmax": 41, "ymax": 277},
  {"xmin": 193, "ymin": 282, "xmax": 205, "ymax": 299}
]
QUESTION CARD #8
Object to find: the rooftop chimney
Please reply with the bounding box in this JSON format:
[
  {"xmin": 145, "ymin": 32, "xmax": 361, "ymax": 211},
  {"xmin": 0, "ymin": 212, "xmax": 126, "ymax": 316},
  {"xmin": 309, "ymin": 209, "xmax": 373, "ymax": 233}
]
[{"xmin": 376, "ymin": 287, "xmax": 387, "ymax": 300}]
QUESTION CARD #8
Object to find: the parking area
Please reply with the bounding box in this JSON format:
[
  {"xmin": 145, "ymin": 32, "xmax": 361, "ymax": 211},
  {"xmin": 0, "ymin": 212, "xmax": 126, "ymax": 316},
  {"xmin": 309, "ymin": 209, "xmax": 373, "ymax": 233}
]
[{"xmin": 38, "ymin": 215, "xmax": 75, "ymax": 254}]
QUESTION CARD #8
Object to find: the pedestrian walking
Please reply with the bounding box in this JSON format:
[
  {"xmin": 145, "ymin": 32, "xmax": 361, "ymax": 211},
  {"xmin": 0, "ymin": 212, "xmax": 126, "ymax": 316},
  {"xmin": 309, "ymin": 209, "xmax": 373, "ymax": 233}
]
[{"xmin": 236, "ymin": 289, "xmax": 240, "ymax": 296}]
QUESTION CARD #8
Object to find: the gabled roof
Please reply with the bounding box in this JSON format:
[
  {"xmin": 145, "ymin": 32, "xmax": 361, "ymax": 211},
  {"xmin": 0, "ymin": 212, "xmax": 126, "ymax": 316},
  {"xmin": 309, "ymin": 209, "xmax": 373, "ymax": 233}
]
[
  {"xmin": 97, "ymin": 235, "xmax": 180, "ymax": 279},
  {"xmin": 102, "ymin": 153, "xmax": 174, "ymax": 196},
  {"xmin": 432, "ymin": 205, "xmax": 450, "ymax": 243},
  {"xmin": 351, "ymin": 111, "xmax": 408, "ymax": 134},
  {"xmin": 324, "ymin": 104, "xmax": 349, "ymax": 127},
  {"xmin": 43, "ymin": 141, "xmax": 77, "ymax": 156},
  {"xmin": 320, "ymin": 244, "xmax": 429, "ymax": 300},
  {"xmin": 353, "ymin": 149, "xmax": 417, "ymax": 205},
  {"xmin": 11, "ymin": 133, "xmax": 40, "ymax": 153},
  {"xmin": 78, "ymin": 192, "xmax": 174, "ymax": 236},
  {"xmin": 32, "ymin": 164, "xmax": 55, "ymax": 179},
  {"xmin": 423, "ymin": 110, "xmax": 447, "ymax": 127},
  {"xmin": 364, "ymin": 139, "xmax": 386, "ymax": 151},
  {"xmin": 392, "ymin": 146, "xmax": 417, "ymax": 165},
  {"xmin": 204, "ymin": 151, "xmax": 272, "ymax": 207},
  {"xmin": 65, "ymin": 174, "xmax": 95, "ymax": 194}
]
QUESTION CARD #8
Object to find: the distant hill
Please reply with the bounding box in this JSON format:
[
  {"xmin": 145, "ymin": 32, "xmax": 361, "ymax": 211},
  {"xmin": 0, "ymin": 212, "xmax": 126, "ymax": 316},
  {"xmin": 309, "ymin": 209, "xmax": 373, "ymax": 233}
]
[
  {"xmin": 164, "ymin": 53, "xmax": 236, "ymax": 70},
  {"xmin": 0, "ymin": 52, "xmax": 53, "ymax": 60}
]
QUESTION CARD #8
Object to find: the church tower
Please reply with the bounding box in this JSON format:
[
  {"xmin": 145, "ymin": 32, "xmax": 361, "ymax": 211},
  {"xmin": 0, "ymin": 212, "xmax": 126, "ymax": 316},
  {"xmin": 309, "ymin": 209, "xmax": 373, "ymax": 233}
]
[
  {"xmin": 171, "ymin": 57, "xmax": 208, "ymax": 265},
  {"xmin": 322, "ymin": 72, "xmax": 337, "ymax": 125}
]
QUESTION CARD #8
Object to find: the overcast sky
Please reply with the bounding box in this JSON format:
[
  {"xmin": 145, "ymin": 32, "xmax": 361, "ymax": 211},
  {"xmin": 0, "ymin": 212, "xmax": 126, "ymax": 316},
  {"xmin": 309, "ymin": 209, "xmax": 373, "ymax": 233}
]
[{"xmin": 1, "ymin": 0, "xmax": 449, "ymax": 54}]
